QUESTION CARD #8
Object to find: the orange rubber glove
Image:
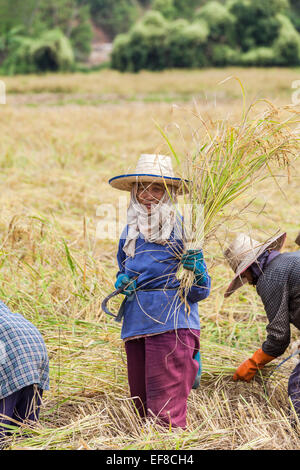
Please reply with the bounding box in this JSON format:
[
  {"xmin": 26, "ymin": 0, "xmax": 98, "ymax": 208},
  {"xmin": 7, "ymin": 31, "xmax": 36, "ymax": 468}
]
[{"xmin": 233, "ymin": 348, "xmax": 275, "ymax": 382}]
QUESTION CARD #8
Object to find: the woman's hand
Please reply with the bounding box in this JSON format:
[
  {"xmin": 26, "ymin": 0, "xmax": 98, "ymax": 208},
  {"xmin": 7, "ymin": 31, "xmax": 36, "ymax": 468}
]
[
  {"xmin": 115, "ymin": 274, "xmax": 137, "ymax": 297},
  {"xmin": 181, "ymin": 250, "xmax": 208, "ymax": 286},
  {"xmin": 233, "ymin": 348, "xmax": 275, "ymax": 382}
]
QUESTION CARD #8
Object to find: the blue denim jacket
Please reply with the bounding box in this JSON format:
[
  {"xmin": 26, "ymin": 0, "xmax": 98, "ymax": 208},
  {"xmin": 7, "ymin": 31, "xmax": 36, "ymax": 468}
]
[{"xmin": 116, "ymin": 226, "xmax": 211, "ymax": 340}]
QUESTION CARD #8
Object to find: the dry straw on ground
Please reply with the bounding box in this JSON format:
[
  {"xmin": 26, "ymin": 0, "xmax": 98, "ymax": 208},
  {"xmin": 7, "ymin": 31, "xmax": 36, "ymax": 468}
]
[{"xmin": 0, "ymin": 69, "xmax": 299, "ymax": 449}]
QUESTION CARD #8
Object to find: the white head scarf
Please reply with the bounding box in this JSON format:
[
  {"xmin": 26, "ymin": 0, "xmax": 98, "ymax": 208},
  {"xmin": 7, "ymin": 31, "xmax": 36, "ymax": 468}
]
[{"xmin": 123, "ymin": 183, "xmax": 177, "ymax": 258}]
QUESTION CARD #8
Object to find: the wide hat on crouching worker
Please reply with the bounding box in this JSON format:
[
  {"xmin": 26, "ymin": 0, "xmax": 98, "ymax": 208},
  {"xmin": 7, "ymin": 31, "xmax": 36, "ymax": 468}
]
[
  {"xmin": 108, "ymin": 154, "xmax": 188, "ymax": 194},
  {"xmin": 224, "ymin": 231, "xmax": 286, "ymax": 298}
]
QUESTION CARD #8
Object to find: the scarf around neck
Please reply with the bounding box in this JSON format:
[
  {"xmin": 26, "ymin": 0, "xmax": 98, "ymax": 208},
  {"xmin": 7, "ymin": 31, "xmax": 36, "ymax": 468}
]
[{"xmin": 123, "ymin": 183, "xmax": 177, "ymax": 258}]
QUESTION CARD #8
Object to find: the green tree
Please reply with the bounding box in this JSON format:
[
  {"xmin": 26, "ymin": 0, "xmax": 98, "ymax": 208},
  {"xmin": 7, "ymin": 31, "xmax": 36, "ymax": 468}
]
[
  {"xmin": 196, "ymin": 1, "xmax": 235, "ymax": 43},
  {"xmin": 0, "ymin": 0, "xmax": 93, "ymax": 64},
  {"xmin": 228, "ymin": 0, "xmax": 289, "ymax": 51},
  {"xmin": 166, "ymin": 19, "xmax": 209, "ymax": 67},
  {"xmin": 153, "ymin": 0, "xmax": 203, "ymax": 20},
  {"xmin": 0, "ymin": 0, "xmax": 40, "ymax": 34},
  {"xmin": 83, "ymin": 0, "xmax": 141, "ymax": 37},
  {"xmin": 274, "ymin": 13, "xmax": 300, "ymax": 64},
  {"xmin": 288, "ymin": 0, "xmax": 300, "ymax": 31},
  {"xmin": 111, "ymin": 10, "xmax": 209, "ymax": 71},
  {"xmin": 112, "ymin": 11, "xmax": 168, "ymax": 72},
  {"xmin": 152, "ymin": 0, "xmax": 176, "ymax": 20},
  {"xmin": 69, "ymin": 5, "xmax": 93, "ymax": 61},
  {"xmin": 1, "ymin": 29, "xmax": 74, "ymax": 74},
  {"xmin": 172, "ymin": 0, "xmax": 203, "ymax": 20},
  {"xmin": 34, "ymin": 0, "xmax": 93, "ymax": 59},
  {"xmin": 109, "ymin": 0, "xmax": 300, "ymax": 70}
]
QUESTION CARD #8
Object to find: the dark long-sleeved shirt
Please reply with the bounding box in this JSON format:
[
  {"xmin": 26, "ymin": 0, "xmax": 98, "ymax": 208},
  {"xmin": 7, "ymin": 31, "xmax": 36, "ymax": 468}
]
[{"xmin": 256, "ymin": 252, "xmax": 300, "ymax": 357}]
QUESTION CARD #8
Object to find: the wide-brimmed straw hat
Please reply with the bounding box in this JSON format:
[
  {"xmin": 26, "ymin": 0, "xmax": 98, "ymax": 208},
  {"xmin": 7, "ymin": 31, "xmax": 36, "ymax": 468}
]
[
  {"xmin": 224, "ymin": 231, "xmax": 286, "ymax": 298},
  {"xmin": 109, "ymin": 154, "xmax": 188, "ymax": 194}
]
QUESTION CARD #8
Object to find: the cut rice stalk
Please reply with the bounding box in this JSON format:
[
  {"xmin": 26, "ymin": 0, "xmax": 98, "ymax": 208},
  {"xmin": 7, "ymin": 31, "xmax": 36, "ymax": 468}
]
[{"xmin": 158, "ymin": 95, "xmax": 299, "ymax": 304}]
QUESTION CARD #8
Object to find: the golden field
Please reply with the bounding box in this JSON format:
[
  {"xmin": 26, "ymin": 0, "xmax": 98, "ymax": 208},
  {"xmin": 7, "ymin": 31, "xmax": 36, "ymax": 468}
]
[{"xmin": 0, "ymin": 67, "xmax": 300, "ymax": 449}]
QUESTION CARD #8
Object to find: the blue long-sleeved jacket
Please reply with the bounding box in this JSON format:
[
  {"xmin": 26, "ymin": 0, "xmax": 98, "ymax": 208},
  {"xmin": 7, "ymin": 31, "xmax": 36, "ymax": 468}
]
[{"xmin": 116, "ymin": 225, "xmax": 211, "ymax": 340}]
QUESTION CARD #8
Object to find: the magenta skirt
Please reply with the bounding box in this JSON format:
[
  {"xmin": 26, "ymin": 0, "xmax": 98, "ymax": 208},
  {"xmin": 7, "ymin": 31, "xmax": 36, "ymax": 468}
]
[{"xmin": 125, "ymin": 328, "xmax": 200, "ymax": 429}]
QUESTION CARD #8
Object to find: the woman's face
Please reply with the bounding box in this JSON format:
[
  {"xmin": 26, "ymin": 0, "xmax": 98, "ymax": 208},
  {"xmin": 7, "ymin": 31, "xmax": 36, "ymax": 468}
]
[{"xmin": 136, "ymin": 182, "xmax": 166, "ymax": 212}]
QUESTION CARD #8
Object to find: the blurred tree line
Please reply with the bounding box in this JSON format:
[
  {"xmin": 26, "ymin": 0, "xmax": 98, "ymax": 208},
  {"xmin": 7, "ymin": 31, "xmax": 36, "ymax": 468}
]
[
  {"xmin": 0, "ymin": 0, "xmax": 93, "ymax": 73},
  {"xmin": 0, "ymin": 0, "xmax": 299, "ymax": 74},
  {"xmin": 0, "ymin": 0, "xmax": 152, "ymax": 73},
  {"xmin": 111, "ymin": 0, "xmax": 300, "ymax": 70}
]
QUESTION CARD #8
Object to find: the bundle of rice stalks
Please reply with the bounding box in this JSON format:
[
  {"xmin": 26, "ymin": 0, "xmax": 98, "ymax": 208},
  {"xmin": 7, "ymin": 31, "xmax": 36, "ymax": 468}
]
[{"xmin": 158, "ymin": 80, "xmax": 299, "ymax": 295}]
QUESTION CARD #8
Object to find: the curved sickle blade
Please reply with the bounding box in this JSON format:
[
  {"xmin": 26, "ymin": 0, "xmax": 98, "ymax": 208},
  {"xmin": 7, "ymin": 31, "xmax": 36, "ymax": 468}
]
[
  {"xmin": 101, "ymin": 288, "xmax": 123, "ymax": 319},
  {"xmin": 101, "ymin": 276, "xmax": 138, "ymax": 320}
]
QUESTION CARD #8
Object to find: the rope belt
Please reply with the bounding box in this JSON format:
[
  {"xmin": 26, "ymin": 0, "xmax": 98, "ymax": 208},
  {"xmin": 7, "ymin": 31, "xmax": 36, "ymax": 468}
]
[{"xmin": 101, "ymin": 286, "xmax": 178, "ymax": 322}]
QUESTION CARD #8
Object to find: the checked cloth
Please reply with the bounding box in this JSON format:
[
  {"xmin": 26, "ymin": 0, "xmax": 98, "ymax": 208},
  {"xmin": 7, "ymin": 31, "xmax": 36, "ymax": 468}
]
[
  {"xmin": 0, "ymin": 301, "xmax": 49, "ymax": 399},
  {"xmin": 257, "ymin": 252, "xmax": 300, "ymax": 358}
]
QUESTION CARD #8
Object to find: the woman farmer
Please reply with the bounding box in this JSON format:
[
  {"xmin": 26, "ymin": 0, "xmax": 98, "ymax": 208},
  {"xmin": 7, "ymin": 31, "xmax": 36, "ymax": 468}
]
[
  {"xmin": 109, "ymin": 154, "xmax": 211, "ymax": 429},
  {"xmin": 223, "ymin": 232, "xmax": 300, "ymax": 418},
  {"xmin": 0, "ymin": 300, "xmax": 49, "ymax": 443}
]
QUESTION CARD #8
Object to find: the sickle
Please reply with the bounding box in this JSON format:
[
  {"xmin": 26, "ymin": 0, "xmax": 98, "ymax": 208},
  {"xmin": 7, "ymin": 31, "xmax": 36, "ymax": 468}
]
[
  {"xmin": 268, "ymin": 349, "xmax": 300, "ymax": 378},
  {"xmin": 101, "ymin": 287, "xmax": 124, "ymax": 320},
  {"xmin": 101, "ymin": 276, "xmax": 138, "ymax": 322}
]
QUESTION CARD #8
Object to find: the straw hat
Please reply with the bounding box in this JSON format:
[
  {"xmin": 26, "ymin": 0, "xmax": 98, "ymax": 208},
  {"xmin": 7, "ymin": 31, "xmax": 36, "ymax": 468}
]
[
  {"xmin": 224, "ymin": 232, "xmax": 286, "ymax": 298},
  {"xmin": 108, "ymin": 154, "xmax": 188, "ymax": 194}
]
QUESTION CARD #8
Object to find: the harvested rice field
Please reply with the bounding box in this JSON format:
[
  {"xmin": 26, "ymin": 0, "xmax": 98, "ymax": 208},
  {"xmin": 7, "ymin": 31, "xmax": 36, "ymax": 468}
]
[{"xmin": 0, "ymin": 67, "xmax": 300, "ymax": 450}]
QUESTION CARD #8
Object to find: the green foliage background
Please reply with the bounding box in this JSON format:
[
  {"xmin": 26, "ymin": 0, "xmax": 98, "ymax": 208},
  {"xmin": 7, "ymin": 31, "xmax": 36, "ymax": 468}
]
[
  {"xmin": 111, "ymin": 0, "xmax": 300, "ymax": 71},
  {"xmin": 0, "ymin": 0, "xmax": 300, "ymax": 73}
]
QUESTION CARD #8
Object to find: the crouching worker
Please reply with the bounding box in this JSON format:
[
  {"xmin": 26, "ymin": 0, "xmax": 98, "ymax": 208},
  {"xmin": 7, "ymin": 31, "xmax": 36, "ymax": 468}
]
[
  {"xmin": 223, "ymin": 232, "xmax": 300, "ymax": 419},
  {"xmin": 0, "ymin": 300, "xmax": 49, "ymax": 444},
  {"xmin": 109, "ymin": 154, "xmax": 211, "ymax": 429}
]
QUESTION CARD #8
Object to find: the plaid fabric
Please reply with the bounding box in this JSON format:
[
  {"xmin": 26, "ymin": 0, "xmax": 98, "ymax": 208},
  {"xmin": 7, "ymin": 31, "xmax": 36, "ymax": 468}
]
[
  {"xmin": 0, "ymin": 301, "xmax": 49, "ymax": 399},
  {"xmin": 256, "ymin": 252, "xmax": 300, "ymax": 357}
]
